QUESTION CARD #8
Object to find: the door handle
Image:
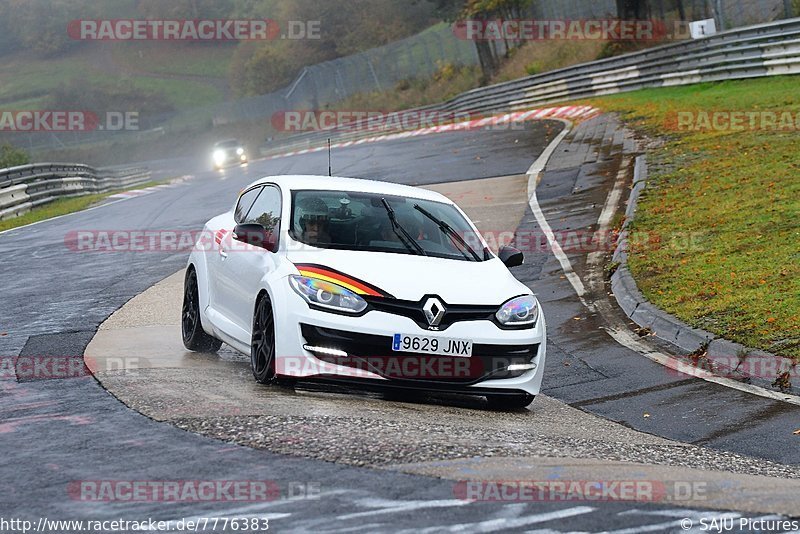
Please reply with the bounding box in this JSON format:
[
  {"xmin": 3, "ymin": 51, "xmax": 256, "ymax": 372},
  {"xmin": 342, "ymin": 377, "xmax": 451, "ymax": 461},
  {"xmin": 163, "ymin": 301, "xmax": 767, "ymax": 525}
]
[{"xmin": 215, "ymin": 229, "xmax": 230, "ymax": 259}]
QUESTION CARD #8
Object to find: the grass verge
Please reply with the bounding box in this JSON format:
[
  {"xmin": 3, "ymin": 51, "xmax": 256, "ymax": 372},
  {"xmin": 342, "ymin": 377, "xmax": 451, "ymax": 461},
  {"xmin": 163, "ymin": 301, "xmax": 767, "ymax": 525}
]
[
  {"xmin": 584, "ymin": 76, "xmax": 800, "ymax": 360},
  {"xmin": 0, "ymin": 180, "xmax": 162, "ymax": 233}
]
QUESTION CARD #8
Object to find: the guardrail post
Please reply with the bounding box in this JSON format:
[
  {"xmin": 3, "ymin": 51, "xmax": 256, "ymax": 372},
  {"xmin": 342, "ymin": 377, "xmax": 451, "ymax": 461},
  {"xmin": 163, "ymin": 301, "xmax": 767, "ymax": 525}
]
[
  {"xmin": 367, "ymin": 57, "xmax": 383, "ymax": 92},
  {"xmin": 715, "ymin": 0, "xmax": 726, "ymax": 31}
]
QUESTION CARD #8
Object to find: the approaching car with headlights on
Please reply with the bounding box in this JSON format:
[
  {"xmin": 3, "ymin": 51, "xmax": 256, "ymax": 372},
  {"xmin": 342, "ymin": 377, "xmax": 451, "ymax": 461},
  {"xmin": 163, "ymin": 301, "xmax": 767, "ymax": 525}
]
[
  {"xmin": 212, "ymin": 139, "xmax": 248, "ymax": 169},
  {"xmin": 182, "ymin": 175, "xmax": 546, "ymax": 409}
]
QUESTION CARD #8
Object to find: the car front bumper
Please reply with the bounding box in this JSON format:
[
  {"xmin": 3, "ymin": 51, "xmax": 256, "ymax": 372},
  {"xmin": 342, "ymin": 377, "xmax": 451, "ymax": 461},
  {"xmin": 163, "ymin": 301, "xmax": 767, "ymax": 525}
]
[
  {"xmin": 214, "ymin": 153, "xmax": 248, "ymax": 167},
  {"xmin": 273, "ymin": 292, "xmax": 546, "ymax": 396}
]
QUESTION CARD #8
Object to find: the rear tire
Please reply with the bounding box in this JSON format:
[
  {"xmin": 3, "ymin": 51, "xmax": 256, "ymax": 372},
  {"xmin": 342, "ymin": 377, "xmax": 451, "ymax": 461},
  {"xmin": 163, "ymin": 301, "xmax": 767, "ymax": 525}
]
[
  {"xmin": 486, "ymin": 393, "xmax": 535, "ymax": 410},
  {"xmin": 251, "ymin": 294, "xmax": 277, "ymax": 384},
  {"xmin": 182, "ymin": 269, "xmax": 222, "ymax": 352}
]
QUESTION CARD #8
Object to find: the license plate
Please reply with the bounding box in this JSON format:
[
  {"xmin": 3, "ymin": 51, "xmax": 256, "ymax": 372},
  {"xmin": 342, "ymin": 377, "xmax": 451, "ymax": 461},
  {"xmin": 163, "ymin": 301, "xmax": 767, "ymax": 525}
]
[{"xmin": 392, "ymin": 334, "xmax": 473, "ymax": 357}]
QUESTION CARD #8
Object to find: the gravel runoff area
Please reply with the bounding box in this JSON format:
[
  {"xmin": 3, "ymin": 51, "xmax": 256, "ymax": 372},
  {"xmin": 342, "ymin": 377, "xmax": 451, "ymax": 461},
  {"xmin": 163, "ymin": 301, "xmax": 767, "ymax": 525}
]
[
  {"xmin": 89, "ymin": 168, "xmax": 800, "ymax": 488},
  {"xmin": 171, "ymin": 413, "xmax": 800, "ymax": 481}
]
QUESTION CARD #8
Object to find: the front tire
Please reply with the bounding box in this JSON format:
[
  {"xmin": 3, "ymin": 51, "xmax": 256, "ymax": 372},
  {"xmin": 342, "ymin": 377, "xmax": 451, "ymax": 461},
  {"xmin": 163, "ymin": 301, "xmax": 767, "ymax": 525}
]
[
  {"xmin": 182, "ymin": 269, "xmax": 222, "ymax": 352},
  {"xmin": 251, "ymin": 294, "xmax": 277, "ymax": 384},
  {"xmin": 486, "ymin": 393, "xmax": 535, "ymax": 410}
]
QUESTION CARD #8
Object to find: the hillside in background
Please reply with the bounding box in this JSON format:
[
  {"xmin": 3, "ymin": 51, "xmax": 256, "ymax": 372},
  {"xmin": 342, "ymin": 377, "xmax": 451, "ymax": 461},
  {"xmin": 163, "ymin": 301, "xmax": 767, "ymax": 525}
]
[{"xmin": 0, "ymin": 0, "xmax": 441, "ymax": 115}]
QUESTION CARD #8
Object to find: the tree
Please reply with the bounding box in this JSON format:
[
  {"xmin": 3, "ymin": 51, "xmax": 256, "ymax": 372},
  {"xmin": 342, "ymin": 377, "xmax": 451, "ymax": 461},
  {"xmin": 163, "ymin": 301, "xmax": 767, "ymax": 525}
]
[
  {"xmin": 0, "ymin": 143, "xmax": 31, "ymax": 169},
  {"xmin": 615, "ymin": 0, "xmax": 651, "ymax": 19},
  {"xmin": 228, "ymin": 0, "xmax": 439, "ymax": 96},
  {"xmin": 135, "ymin": 0, "xmax": 235, "ymax": 19},
  {"xmin": 676, "ymin": 0, "xmax": 687, "ymax": 20},
  {"xmin": 0, "ymin": 0, "xmax": 99, "ymax": 57},
  {"xmin": 229, "ymin": 43, "xmax": 299, "ymax": 96},
  {"xmin": 460, "ymin": 0, "xmax": 532, "ymax": 81},
  {"xmin": 430, "ymin": 0, "xmax": 466, "ymax": 20}
]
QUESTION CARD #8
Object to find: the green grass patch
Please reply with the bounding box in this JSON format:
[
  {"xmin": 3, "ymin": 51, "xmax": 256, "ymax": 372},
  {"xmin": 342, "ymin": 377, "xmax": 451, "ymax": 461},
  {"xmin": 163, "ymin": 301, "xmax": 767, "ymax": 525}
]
[
  {"xmin": 110, "ymin": 75, "xmax": 223, "ymax": 110},
  {"xmin": 0, "ymin": 49, "xmax": 223, "ymax": 111},
  {"xmin": 111, "ymin": 42, "xmax": 235, "ymax": 79},
  {"xmin": 0, "ymin": 53, "xmax": 94, "ymax": 106},
  {"xmin": 585, "ymin": 76, "xmax": 800, "ymax": 360},
  {"xmin": 0, "ymin": 180, "xmax": 162, "ymax": 232}
]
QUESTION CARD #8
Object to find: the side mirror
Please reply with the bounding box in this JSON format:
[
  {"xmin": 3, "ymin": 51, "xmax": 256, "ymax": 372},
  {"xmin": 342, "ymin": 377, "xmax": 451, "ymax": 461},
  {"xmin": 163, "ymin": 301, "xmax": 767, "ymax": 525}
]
[
  {"xmin": 498, "ymin": 245, "xmax": 524, "ymax": 268},
  {"xmin": 233, "ymin": 223, "xmax": 279, "ymax": 253}
]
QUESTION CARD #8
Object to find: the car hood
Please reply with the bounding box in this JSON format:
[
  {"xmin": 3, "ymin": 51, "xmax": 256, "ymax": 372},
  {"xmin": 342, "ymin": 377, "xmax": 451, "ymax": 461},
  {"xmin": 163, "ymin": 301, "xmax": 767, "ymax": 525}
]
[{"xmin": 286, "ymin": 248, "xmax": 530, "ymax": 304}]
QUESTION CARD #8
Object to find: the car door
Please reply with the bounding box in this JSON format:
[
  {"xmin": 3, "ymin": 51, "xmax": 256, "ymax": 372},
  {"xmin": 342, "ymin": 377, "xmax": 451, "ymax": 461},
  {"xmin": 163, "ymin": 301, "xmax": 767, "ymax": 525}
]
[
  {"xmin": 208, "ymin": 186, "xmax": 262, "ymax": 336},
  {"xmin": 215, "ymin": 184, "xmax": 282, "ymax": 342}
]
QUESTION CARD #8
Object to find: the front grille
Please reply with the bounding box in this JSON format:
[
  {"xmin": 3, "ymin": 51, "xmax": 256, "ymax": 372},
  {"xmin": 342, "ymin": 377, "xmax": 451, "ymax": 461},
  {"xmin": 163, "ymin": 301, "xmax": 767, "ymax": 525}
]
[
  {"xmin": 364, "ymin": 295, "xmax": 497, "ymax": 330},
  {"xmin": 300, "ymin": 324, "xmax": 538, "ymax": 384}
]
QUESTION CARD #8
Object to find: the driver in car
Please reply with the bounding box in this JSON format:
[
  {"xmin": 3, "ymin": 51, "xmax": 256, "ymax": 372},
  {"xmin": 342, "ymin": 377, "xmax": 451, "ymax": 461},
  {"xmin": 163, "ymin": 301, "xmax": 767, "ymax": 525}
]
[{"xmin": 297, "ymin": 197, "xmax": 331, "ymax": 245}]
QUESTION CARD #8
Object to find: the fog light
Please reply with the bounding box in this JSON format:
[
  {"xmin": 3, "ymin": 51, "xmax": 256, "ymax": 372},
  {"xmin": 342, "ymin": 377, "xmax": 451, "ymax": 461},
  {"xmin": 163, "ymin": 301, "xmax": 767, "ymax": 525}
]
[
  {"xmin": 303, "ymin": 345, "xmax": 348, "ymax": 357},
  {"xmin": 507, "ymin": 363, "xmax": 537, "ymax": 371}
]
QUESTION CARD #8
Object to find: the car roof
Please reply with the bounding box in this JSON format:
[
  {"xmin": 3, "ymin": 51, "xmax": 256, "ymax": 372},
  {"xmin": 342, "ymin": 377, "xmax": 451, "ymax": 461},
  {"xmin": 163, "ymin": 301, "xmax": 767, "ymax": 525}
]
[
  {"xmin": 215, "ymin": 139, "xmax": 241, "ymax": 146},
  {"xmin": 247, "ymin": 175, "xmax": 453, "ymax": 204}
]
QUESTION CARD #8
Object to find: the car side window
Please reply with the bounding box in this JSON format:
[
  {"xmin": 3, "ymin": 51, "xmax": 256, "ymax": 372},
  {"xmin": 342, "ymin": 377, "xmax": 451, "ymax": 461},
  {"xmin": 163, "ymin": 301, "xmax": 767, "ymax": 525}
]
[
  {"xmin": 243, "ymin": 185, "xmax": 281, "ymax": 232},
  {"xmin": 234, "ymin": 187, "xmax": 262, "ymax": 223}
]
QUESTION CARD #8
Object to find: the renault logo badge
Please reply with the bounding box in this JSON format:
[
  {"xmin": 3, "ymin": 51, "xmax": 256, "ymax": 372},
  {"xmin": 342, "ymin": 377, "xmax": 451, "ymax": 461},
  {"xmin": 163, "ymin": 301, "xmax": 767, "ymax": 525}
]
[{"xmin": 422, "ymin": 297, "xmax": 446, "ymax": 327}]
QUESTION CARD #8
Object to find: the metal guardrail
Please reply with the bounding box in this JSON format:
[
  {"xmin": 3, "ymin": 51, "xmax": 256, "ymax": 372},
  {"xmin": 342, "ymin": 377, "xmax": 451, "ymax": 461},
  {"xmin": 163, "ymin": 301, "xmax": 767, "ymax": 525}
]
[
  {"xmin": 0, "ymin": 163, "xmax": 151, "ymax": 220},
  {"xmin": 260, "ymin": 17, "xmax": 800, "ymax": 156},
  {"xmin": 439, "ymin": 17, "xmax": 800, "ymax": 114}
]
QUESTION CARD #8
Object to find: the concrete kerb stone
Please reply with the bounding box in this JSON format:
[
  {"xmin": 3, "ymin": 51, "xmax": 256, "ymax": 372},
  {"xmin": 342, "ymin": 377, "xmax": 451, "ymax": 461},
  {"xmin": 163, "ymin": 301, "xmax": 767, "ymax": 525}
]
[{"xmin": 609, "ymin": 152, "xmax": 799, "ymax": 396}]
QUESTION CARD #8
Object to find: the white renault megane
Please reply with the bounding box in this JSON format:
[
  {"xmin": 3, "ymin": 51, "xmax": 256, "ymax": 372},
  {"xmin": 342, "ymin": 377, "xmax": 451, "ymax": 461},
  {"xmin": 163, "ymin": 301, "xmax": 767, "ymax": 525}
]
[{"xmin": 182, "ymin": 175, "xmax": 546, "ymax": 408}]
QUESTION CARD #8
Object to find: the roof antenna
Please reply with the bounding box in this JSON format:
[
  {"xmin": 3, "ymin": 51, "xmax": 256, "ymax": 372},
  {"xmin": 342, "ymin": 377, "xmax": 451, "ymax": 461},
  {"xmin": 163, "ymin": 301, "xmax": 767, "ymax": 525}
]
[{"xmin": 327, "ymin": 138, "xmax": 332, "ymax": 177}]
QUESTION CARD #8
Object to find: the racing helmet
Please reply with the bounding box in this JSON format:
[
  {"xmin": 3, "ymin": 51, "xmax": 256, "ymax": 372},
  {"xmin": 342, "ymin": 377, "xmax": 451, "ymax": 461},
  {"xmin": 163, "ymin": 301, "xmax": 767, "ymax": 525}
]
[{"xmin": 296, "ymin": 197, "xmax": 330, "ymax": 230}]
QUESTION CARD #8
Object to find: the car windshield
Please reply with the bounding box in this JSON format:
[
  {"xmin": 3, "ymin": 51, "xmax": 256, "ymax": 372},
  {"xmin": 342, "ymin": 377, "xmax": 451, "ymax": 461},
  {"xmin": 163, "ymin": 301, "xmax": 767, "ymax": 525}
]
[
  {"xmin": 216, "ymin": 140, "xmax": 240, "ymax": 148},
  {"xmin": 290, "ymin": 190, "xmax": 489, "ymax": 261}
]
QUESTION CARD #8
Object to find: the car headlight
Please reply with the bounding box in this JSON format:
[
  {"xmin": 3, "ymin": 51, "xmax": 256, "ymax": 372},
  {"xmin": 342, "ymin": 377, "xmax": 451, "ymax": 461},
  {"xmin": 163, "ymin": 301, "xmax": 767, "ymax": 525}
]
[
  {"xmin": 213, "ymin": 149, "xmax": 226, "ymax": 165},
  {"xmin": 236, "ymin": 147, "xmax": 245, "ymax": 155},
  {"xmin": 496, "ymin": 295, "xmax": 539, "ymax": 327},
  {"xmin": 289, "ymin": 275, "xmax": 367, "ymax": 314}
]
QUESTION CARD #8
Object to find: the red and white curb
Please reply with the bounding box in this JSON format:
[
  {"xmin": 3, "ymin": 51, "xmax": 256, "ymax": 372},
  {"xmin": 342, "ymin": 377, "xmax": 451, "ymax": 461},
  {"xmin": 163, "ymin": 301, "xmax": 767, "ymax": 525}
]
[{"xmin": 265, "ymin": 106, "xmax": 599, "ymax": 160}]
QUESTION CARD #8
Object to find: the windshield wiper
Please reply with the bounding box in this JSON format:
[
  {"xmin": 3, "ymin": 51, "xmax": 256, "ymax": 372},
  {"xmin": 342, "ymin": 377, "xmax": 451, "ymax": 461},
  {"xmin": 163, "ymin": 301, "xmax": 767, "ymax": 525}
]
[
  {"xmin": 413, "ymin": 204, "xmax": 481, "ymax": 261},
  {"xmin": 380, "ymin": 198, "xmax": 426, "ymax": 256}
]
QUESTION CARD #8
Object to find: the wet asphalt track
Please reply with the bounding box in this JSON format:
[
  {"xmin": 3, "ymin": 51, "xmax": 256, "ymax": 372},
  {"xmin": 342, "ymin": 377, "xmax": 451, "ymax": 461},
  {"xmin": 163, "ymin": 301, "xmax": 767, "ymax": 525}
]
[{"xmin": 1, "ymin": 121, "xmax": 798, "ymax": 532}]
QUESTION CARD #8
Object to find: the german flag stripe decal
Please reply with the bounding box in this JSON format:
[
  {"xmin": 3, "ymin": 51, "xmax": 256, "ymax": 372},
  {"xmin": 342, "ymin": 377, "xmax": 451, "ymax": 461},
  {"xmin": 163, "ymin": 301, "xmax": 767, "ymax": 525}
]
[{"xmin": 294, "ymin": 264, "xmax": 392, "ymax": 298}]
